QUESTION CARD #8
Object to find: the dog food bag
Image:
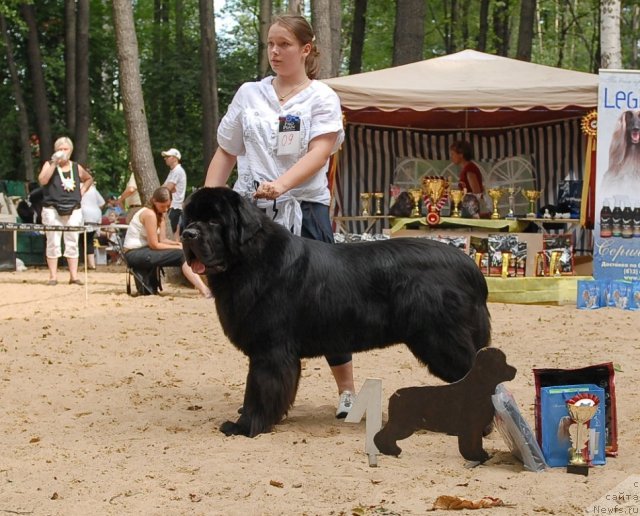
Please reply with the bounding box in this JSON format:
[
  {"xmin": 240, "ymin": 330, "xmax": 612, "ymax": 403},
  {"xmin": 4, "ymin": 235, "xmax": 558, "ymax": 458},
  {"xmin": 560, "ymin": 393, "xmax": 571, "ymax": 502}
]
[
  {"xmin": 534, "ymin": 363, "xmax": 618, "ymax": 457},
  {"xmin": 630, "ymin": 281, "xmax": 640, "ymax": 311},
  {"xmin": 538, "ymin": 384, "xmax": 606, "ymax": 468},
  {"xmin": 492, "ymin": 384, "xmax": 547, "ymax": 472},
  {"xmin": 608, "ymin": 280, "xmax": 633, "ymax": 310},
  {"xmin": 577, "ymin": 280, "xmax": 601, "ymax": 309}
]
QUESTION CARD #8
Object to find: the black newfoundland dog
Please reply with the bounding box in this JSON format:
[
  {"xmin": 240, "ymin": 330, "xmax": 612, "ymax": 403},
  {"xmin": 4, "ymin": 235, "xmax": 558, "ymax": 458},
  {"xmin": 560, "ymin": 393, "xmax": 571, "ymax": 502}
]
[{"xmin": 181, "ymin": 187, "xmax": 491, "ymax": 438}]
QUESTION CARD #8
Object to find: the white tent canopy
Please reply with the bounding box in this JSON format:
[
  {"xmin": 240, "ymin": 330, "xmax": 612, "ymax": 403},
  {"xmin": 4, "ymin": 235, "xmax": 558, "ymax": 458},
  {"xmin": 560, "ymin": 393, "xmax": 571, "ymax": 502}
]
[{"xmin": 324, "ymin": 49, "xmax": 598, "ymax": 114}]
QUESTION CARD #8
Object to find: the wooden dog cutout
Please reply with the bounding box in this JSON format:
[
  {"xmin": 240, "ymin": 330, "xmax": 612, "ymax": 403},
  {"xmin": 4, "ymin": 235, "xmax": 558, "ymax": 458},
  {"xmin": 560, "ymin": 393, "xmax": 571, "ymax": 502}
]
[{"xmin": 374, "ymin": 348, "xmax": 517, "ymax": 463}]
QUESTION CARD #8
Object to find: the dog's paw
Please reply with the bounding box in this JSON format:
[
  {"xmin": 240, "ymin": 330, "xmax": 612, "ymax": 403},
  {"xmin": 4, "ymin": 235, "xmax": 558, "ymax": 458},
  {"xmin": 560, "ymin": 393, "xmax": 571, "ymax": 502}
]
[
  {"xmin": 373, "ymin": 433, "xmax": 402, "ymax": 457},
  {"xmin": 219, "ymin": 420, "xmax": 247, "ymax": 436}
]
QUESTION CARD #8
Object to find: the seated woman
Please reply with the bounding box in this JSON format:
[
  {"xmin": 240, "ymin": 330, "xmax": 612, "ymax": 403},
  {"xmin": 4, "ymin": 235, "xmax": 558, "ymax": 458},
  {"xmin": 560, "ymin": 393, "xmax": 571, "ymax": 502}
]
[
  {"xmin": 123, "ymin": 186, "xmax": 211, "ymax": 297},
  {"xmin": 449, "ymin": 140, "xmax": 488, "ymax": 218}
]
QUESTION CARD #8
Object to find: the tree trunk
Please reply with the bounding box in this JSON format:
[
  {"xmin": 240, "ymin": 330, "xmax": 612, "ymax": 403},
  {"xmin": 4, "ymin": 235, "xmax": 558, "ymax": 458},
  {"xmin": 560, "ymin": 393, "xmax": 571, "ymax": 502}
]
[
  {"xmin": 0, "ymin": 14, "xmax": 34, "ymax": 181},
  {"xmin": 65, "ymin": 0, "xmax": 77, "ymax": 136},
  {"xmin": 329, "ymin": 0, "xmax": 341, "ymax": 77},
  {"xmin": 199, "ymin": 0, "xmax": 219, "ymax": 166},
  {"xmin": 516, "ymin": 0, "xmax": 536, "ymax": 61},
  {"xmin": 601, "ymin": 0, "xmax": 621, "ymax": 68},
  {"xmin": 19, "ymin": 3, "xmax": 53, "ymax": 162},
  {"xmin": 112, "ymin": 0, "xmax": 160, "ymax": 203},
  {"xmin": 492, "ymin": 0, "xmax": 509, "ymax": 57},
  {"xmin": 258, "ymin": 0, "xmax": 272, "ymax": 78},
  {"xmin": 75, "ymin": 0, "xmax": 90, "ymax": 165},
  {"xmin": 311, "ymin": 0, "xmax": 332, "ymax": 79},
  {"xmin": 348, "ymin": 0, "xmax": 367, "ymax": 74},
  {"xmin": 288, "ymin": 0, "xmax": 303, "ymax": 15},
  {"xmin": 477, "ymin": 0, "xmax": 489, "ymax": 51},
  {"xmin": 392, "ymin": 0, "xmax": 425, "ymax": 66},
  {"xmin": 445, "ymin": 0, "xmax": 458, "ymax": 54}
]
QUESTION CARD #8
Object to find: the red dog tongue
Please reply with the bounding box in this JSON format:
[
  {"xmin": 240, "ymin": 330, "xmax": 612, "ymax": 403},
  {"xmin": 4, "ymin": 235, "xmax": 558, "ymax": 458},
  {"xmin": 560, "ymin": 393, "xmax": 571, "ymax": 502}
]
[{"xmin": 190, "ymin": 260, "xmax": 206, "ymax": 275}]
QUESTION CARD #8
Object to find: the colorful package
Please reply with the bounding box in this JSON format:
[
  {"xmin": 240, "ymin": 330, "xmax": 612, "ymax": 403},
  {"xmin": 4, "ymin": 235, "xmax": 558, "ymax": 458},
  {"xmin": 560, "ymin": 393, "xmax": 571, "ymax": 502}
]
[
  {"xmin": 539, "ymin": 384, "xmax": 606, "ymax": 467},
  {"xmin": 533, "ymin": 363, "xmax": 618, "ymax": 457},
  {"xmin": 577, "ymin": 280, "xmax": 601, "ymax": 309}
]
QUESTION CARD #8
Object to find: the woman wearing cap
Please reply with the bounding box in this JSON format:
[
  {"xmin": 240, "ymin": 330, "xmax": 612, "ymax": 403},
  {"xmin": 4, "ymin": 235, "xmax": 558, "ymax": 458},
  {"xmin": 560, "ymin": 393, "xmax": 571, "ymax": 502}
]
[
  {"xmin": 161, "ymin": 148, "xmax": 187, "ymax": 236},
  {"xmin": 38, "ymin": 136, "xmax": 93, "ymax": 285},
  {"xmin": 204, "ymin": 14, "xmax": 356, "ymax": 418}
]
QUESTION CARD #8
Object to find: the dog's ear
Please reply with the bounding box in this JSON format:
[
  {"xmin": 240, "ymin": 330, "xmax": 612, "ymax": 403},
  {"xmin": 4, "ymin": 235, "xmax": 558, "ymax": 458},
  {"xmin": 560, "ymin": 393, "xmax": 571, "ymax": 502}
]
[
  {"xmin": 235, "ymin": 196, "xmax": 263, "ymax": 244},
  {"xmin": 608, "ymin": 110, "xmax": 628, "ymax": 171}
]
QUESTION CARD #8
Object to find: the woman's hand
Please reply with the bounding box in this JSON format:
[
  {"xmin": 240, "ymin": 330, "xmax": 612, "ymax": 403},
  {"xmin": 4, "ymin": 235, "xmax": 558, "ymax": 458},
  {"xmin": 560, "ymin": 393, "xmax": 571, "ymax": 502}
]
[{"xmin": 254, "ymin": 181, "xmax": 287, "ymax": 200}]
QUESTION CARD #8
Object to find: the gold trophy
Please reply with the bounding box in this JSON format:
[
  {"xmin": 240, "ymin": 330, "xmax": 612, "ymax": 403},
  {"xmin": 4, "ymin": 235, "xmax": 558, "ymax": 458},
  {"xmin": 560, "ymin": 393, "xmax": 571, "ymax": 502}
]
[
  {"xmin": 421, "ymin": 177, "xmax": 449, "ymax": 225},
  {"xmin": 566, "ymin": 393, "xmax": 600, "ymax": 476},
  {"xmin": 522, "ymin": 189, "xmax": 542, "ymax": 218},
  {"xmin": 487, "ymin": 187, "xmax": 505, "ymax": 219},
  {"xmin": 449, "ymin": 188, "xmax": 466, "ymax": 218},
  {"xmin": 408, "ymin": 188, "xmax": 422, "ymax": 218},
  {"xmin": 360, "ymin": 192, "xmax": 372, "ymax": 216},
  {"xmin": 505, "ymin": 186, "xmax": 520, "ymax": 219},
  {"xmin": 373, "ymin": 192, "xmax": 384, "ymax": 216}
]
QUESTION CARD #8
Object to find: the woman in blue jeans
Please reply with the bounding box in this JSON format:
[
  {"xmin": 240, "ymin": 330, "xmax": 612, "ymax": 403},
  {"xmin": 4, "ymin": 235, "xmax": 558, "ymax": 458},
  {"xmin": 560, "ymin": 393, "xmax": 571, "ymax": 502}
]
[
  {"xmin": 123, "ymin": 187, "xmax": 211, "ymax": 297},
  {"xmin": 204, "ymin": 14, "xmax": 355, "ymax": 417}
]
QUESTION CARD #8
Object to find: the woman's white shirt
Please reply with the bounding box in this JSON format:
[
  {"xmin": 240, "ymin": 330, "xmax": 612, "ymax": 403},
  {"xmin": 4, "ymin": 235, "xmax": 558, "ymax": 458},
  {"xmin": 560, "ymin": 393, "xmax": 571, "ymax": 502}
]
[
  {"xmin": 123, "ymin": 208, "xmax": 148, "ymax": 249},
  {"xmin": 217, "ymin": 76, "xmax": 344, "ymax": 206}
]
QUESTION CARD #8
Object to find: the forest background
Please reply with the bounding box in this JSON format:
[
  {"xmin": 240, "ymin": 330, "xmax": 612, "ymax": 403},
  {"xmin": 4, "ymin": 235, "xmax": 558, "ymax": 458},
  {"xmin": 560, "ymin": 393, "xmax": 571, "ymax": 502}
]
[{"xmin": 0, "ymin": 0, "xmax": 637, "ymax": 201}]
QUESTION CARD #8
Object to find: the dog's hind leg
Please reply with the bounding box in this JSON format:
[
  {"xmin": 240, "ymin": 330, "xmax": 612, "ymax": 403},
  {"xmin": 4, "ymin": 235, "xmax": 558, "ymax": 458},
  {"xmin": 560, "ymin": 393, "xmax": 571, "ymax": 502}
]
[
  {"xmin": 219, "ymin": 351, "xmax": 301, "ymax": 437},
  {"xmin": 407, "ymin": 330, "xmax": 477, "ymax": 384}
]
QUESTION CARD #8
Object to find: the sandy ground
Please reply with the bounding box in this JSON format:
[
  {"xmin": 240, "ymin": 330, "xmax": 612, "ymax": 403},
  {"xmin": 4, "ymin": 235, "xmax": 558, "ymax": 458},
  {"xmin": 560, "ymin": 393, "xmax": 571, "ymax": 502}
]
[{"xmin": 0, "ymin": 267, "xmax": 639, "ymax": 516}]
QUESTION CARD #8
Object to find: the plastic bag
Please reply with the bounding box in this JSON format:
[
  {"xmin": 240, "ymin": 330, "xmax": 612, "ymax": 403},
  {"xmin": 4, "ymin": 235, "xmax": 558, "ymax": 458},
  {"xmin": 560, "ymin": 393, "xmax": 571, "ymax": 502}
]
[{"xmin": 492, "ymin": 384, "xmax": 547, "ymax": 472}]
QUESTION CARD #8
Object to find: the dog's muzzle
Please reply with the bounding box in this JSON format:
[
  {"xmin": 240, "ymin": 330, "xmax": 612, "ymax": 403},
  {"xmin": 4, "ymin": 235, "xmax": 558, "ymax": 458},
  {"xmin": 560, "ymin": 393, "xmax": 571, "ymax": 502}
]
[{"xmin": 181, "ymin": 227, "xmax": 201, "ymax": 243}]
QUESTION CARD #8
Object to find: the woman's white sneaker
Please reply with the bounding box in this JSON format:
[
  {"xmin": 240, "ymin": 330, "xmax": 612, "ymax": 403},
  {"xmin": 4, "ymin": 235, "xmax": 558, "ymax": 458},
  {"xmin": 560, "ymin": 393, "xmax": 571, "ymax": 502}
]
[{"xmin": 336, "ymin": 390, "xmax": 355, "ymax": 419}]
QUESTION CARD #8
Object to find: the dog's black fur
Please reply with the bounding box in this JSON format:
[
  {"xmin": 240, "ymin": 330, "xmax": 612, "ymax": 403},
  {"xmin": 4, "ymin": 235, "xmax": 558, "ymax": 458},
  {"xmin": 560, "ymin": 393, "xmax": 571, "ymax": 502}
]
[
  {"xmin": 181, "ymin": 187, "xmax": 491, "ymax": 437},
  {"xmin": 374, "ymin": 347, "xmax": 516, "ymax": 462}
]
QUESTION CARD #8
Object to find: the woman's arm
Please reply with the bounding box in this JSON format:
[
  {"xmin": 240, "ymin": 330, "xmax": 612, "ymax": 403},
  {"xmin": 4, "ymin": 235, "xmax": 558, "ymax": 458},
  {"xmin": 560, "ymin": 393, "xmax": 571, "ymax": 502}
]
[
  {"xmin": 38, "ymin": 160, "xmax": 57, "ymax": 186},
  {"xmin": 141, "ymin": 210, "xmax": 182, "ymax": 250},
  {"xmin": 204, "ymin": 147, "xmax": 238, "ymax": 187},
  {"xmin": 255, "ymin": 132, "xmax": 338, "ymax": 200},
  {"xmin": 78, "ymin": 164, "xmax": 94, "ymax": 195}
]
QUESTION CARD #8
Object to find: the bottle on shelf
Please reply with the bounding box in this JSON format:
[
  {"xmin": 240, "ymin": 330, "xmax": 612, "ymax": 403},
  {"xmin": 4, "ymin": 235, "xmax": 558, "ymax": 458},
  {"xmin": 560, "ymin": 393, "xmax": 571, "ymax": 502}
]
[
  {"xmin": 621, "ymin": 202, "xmax": 634, "ymax": 238},
  {"xmin": 611, "ymin": 199, "xmax": 622, "ymax": 237},
  {"xmin": 633, "ymin": 202, "xmax": 640, "ymax": 238},
  {"xmin": 599, "ymin": 198, "xmax": 612, "ymax": 238}
]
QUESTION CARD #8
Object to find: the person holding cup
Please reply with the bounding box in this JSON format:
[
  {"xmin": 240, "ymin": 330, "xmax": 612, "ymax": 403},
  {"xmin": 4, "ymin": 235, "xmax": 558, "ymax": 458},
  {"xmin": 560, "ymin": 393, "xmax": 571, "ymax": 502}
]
[{"xmin": 38, "ymin": 136, "xmax": 93, "ymax": 285}]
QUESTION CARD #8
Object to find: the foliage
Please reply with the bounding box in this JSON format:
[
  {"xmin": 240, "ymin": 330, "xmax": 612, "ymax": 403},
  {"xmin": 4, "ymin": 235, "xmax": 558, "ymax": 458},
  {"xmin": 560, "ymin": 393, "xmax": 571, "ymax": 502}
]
[{"xmin": 0, "ymin": 0, "xmax": 637, "ymax": 193}]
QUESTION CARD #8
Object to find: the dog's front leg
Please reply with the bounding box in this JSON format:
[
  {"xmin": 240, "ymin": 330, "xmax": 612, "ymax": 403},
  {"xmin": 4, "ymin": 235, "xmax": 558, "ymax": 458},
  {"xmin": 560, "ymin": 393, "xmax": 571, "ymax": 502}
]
[
  {"xmin": 457, "ymin": 429, "xmax": 489, "ymax": 463},
  {"xmin": 219, "ymin": 351, "xmax": 301, "ymax": 438}
]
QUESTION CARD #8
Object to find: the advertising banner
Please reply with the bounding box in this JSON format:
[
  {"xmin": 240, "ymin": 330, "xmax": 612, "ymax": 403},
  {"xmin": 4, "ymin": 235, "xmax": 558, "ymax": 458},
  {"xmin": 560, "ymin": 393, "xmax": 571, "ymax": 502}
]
[{"xmin": 594, "ymin": 70, "xmax": 640, "ymax": 281}]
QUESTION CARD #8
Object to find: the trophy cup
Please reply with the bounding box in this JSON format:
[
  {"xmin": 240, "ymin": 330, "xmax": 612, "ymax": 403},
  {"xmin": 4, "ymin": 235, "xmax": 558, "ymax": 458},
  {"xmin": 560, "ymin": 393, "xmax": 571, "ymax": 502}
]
[
  {"xmin": 421, "ymin": 177, "xmax": 449, "ymax": 225},
  {"xmin": 373, "ymin": 192, "xmax": 384, "ymax": 216},
  {"xmin": 408, "ymin": 188, "xmax": 422, "ymax": 218},
  {"xmin": 360, "ymin": 192, "xmax": 372, "ymax": 216},
  {"xmin": 449, "ymin": 188, "xmax": 466, "ymax": 218},
  {"xmin": 487, "ymin": 187, "xmax": 505, "ymax": 220},
  {"xmin": 566, "ymin": 393, "xmax": 600, "ymax": 476},
  {"xmin": 522, "ymin": 189, "xmax": 542, "ymax": 218},
  {"xmin": 505, "ymin": 186, "xmax": 521, "ymax": 219}
]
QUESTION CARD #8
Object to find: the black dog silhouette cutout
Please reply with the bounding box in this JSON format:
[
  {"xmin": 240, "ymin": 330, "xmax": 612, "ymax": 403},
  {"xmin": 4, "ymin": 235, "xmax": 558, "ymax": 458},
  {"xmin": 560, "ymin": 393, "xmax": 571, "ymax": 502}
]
[{"xmin": 374, "ymin": 348, "xmax": 517, "ymax": 463}]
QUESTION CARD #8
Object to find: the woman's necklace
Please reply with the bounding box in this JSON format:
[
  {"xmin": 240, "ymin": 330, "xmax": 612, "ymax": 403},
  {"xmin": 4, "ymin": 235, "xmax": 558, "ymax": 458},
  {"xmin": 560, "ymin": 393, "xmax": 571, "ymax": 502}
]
[
  {"xmin": 57, "ymin": 164, "xmax": 76, "ymax": 192},
  {"xmin": 275, "ymin": 77, "xmax": 309, "ymax": 102}
]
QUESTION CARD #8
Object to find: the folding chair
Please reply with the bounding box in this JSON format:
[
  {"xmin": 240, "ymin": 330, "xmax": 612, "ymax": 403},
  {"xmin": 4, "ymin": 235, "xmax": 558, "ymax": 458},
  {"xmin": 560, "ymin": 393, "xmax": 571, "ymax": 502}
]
[{"xmin": 108, "ymin": 225, "xmax": 161, "ymax": 296}]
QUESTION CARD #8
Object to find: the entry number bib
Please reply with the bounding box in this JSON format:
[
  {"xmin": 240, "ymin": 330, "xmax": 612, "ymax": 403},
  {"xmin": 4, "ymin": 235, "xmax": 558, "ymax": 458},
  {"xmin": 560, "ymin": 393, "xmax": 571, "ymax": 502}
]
[{"xmin": 277, "ymin": 115, "xmax": 301, "ymax": 156}]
